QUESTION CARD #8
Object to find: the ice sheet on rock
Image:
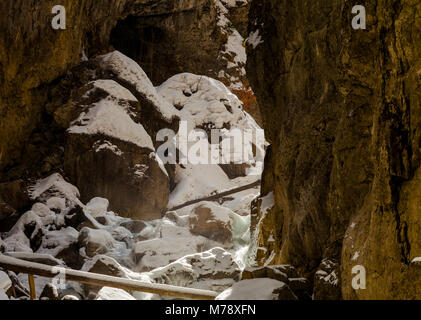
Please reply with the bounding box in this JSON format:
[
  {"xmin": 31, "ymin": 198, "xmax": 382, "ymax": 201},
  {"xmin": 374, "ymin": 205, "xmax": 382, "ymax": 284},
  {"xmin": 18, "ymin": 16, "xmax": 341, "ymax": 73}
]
[
  {"xmin": 85, "ymin": 197, "xmax": 109, "ymax": 218},
  {"xmin": 216, "ymin": 278, "xmax": 285, "ymax": 300},
  {"xmin": 96, "ymin": 51, "xmax": 179, "ymax": 121},
  {"xmin": 68, "ymin": 89, "xmax": 154, "ymax": 150}
]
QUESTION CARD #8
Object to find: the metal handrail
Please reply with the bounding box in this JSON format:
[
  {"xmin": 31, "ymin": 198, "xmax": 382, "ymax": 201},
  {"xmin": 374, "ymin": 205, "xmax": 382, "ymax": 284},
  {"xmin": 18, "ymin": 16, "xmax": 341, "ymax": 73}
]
[{"xmin": 0, "ymin": 254, "xmax": 218, "ymax": 300}]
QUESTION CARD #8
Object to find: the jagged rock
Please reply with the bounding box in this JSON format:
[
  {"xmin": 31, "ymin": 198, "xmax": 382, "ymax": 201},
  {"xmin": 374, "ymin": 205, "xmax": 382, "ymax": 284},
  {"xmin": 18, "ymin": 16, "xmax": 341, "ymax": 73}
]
[
  {"xmin": 77, "ymin": 227, "xmax": 115, "ymax": 258},
  {"xmin": 0, "ymin": 239, "xmax": 5, "ymax": 253},
  {"xmin": 40, "ymin": 283, "xmax": 59, "ymax": 301},
  {"xmin": 64, "ymin": 78, "xmax": 170, "ymax": 220},
  {"xmin": 189, "ymin": 203, "xmax": 233, "ymax": 244}
]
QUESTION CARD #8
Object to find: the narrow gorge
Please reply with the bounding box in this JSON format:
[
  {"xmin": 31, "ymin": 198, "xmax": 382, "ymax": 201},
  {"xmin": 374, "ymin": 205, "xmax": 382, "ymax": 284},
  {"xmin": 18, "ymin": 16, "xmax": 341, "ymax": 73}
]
[{"xmin": 0, "ymin": 0, "xmax": 420, "ymax": 301}]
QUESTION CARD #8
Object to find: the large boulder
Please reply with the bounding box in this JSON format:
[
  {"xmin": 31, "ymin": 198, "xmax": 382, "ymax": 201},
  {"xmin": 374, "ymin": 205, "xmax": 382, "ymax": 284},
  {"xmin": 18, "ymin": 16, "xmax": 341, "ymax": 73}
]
[
  {"xmin": 82, "ymin": 254, "xmax": 130, "ymax": 297},
  {"xmin": 63, "ymin": 78, "xmax": 170, "ymax": 220},
  {"xmin": 147, "ymin": 247, "xmax": 241, "ymax": 293},
  {"xmin": 157, "ymin": 73, "xmax": 264, "ymax": 179},
  {"xmin": 216, "ymin": 278, "xmax": 297, "ymax": 300}
]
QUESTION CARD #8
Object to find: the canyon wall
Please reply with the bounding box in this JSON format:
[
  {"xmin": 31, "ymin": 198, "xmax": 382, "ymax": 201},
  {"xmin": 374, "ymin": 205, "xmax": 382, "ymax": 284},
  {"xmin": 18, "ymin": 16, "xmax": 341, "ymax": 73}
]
[
  {"xmin": 247, "ymin": 0, "xmax": 421, "ymax": 299},
  {"xmin": 0, "ymin": 0, "xmax": 254, "ymax": 174}
]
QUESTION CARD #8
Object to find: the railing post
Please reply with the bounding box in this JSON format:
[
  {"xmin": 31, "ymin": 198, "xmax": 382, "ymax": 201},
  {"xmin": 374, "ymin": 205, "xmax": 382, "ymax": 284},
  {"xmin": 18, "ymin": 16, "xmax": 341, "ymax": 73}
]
[{"xmin": 28, "ymin": 274, "xmax": 36, "ymax": 300}]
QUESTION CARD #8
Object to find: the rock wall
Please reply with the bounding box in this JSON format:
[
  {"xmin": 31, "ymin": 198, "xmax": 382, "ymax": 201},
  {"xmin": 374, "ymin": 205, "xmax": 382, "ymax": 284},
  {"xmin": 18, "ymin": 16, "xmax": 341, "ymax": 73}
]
[
  {"xmin": 247, "ymin": 0, "xmax": 421, "ymax": 299},
  {"xmin": 0, "ymin": 0, "xmax": 257, "ymax": 174}
]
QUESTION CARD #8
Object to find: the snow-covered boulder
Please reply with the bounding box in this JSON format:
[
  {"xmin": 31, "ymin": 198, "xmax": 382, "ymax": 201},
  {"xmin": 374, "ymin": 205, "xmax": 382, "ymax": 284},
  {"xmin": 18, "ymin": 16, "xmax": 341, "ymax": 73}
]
[
  {"xmin": 147, "ymin": 247, "xmax": 241, "ymax": 293},
  {"xmin": 157, "ymin": 73, "xmax": 264, "ymax": 178},
  {"xmin": 95, "ymin": 51, "xmax": 179, "ymax": 123},
  {"xmin": 64, "ymin": 79, "xmax": 170, "ymax": 220},
  {"xmin": 36, "ymin": 227, "xmax": 84, "ymax": 269},
  {"xmin": 3, "ymin": 210, "xmax": 44, "ymax": 253},
  {"xmin": 78, "ymin": 227, "xmax": 116, "ymax": 258},
  {"xmin": 28, "ymin": 173, "xmax": 82, "ymax": 208},
  {"xmin": 216, "ymin": 278, "xmax": 297, "ymax": 300},
  {"xmin": 85, "ymin": 197, "xmax": 109, "ymax": 217},
  {"xmin": 189, "ymin": 202, "xmax": 234, "ymax": 245},
  {"xmin": 81, "ymin": 254, "xmax": 131, "ymax": 297}
]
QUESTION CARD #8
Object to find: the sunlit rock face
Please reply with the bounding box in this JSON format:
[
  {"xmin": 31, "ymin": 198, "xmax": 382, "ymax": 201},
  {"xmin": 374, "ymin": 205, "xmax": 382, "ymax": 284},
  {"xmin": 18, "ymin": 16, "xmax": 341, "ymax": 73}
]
[{"xmin": 247, "ymin": 0, "xmax": 421, "ymax": 299}]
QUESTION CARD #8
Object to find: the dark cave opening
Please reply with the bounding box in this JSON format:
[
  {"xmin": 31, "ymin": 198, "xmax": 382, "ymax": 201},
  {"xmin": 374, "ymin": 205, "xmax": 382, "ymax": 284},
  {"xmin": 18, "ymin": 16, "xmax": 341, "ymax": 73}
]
[{"xmin": 109, "ymin": 15, "xmax": 179, "ymax": 85}]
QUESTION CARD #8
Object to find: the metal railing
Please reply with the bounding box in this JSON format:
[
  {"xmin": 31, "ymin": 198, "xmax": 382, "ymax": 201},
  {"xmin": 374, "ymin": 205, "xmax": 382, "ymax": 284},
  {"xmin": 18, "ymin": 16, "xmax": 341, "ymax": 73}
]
[{"xmin": 0, "ymin": 254, "xmax": 218, "ymax": 300}]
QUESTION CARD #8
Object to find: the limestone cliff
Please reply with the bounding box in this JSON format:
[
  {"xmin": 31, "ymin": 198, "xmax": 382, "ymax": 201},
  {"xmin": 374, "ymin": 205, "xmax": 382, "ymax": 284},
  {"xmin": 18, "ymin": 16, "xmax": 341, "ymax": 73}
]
[{"xmin": 247, "ymin": 0, "xmax": 421, "ymax": 299}]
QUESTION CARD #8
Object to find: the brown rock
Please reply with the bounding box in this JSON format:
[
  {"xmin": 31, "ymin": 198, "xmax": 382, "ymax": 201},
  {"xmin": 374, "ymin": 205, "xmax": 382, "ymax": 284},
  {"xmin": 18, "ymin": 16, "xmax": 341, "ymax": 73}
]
[
  {"xmin": 189, "ymin": 204, "xmax": 232, "ymax": 244},
  {"xmin": 63, "ymin": 82, "xmax": 170, "ymax": 220}
]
